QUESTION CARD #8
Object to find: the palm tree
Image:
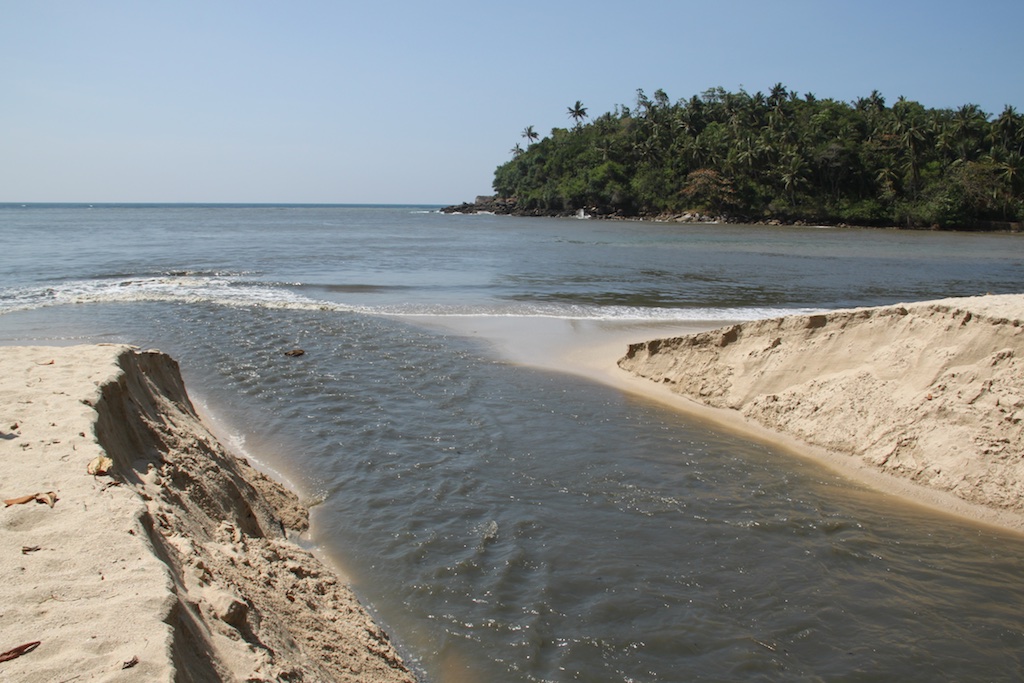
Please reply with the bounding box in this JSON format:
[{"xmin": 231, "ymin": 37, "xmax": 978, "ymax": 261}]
[
  {"xmin": 768, "ymin": 83, "xmax": 788, "ymax": 109},
  {"xmin": 890, "ymin": 97, "xmax": 927, "ymax": 196},
  {"xmin": 734, "ymin": 135, "xmax": 759, "ymax": 172},
  {"xmin": 875, "ymin": 164, "xmax": 899, "ymax": 200},
  {"xmin": 951, "ymin": 104, "xmax": 987, "ymax": 161},
  {"xmin": 567, "ymin": 100, "xmax": 588, "ymax": 128},
  {"xmin": 857, "ymin": 90, "xmax": 887, "ymax": 143},
  {"xmin": 997, "ymin": 151, "xmax": 1024, "ymax": 194},
  {"xmin": 991, "ymin": 105, "xmax": 1022, "ymax": 154},
  {"xmin": 867, "ymin": 90, "xmax": 886, "ymax": 112},
  {"xmin": 778, "ymin": 151, "xmax": 808, "ymax": 206},
  {"xmin": 521, "ymin": 125, "xmax": 539, "ymax": 146}
]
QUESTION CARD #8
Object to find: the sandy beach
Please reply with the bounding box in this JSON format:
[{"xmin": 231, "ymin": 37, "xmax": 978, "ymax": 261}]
[
  {"xmin": 0, "ymin": 345, "xmax": 415, "ymax": 682},
  {"xmin": 615, "ymin": 294, "xmax": 1024, "ymax": 533},
  {"xmin": 3, "ymin": 294, "xmax": 1023, "ymax": 680}
]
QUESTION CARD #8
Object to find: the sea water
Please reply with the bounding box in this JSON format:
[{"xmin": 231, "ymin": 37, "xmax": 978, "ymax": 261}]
[{"xmin": 2, "ymin": 204, "xmax": 1024, "ymax": 681}]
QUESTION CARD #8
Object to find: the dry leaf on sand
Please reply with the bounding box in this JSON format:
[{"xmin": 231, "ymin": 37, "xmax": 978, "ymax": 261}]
[
  {"xmin": 0, "ymin": 641, "xmax": 41, "ymax": 663},
  {"xmin": 4, "ymin": 492, "xmax": 58, "ymax": 508}
]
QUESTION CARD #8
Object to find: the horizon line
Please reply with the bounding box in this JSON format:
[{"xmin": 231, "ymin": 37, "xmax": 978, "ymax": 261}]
[{"xmin": 0, "ymin": 201, "xmax": 451, "ymax": 208}]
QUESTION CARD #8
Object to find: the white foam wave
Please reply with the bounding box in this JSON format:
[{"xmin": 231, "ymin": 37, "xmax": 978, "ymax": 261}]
[
  {"xmin": 0, "ymin": 275, "xmax": 351, "ymax": 315},
  {"xmin": 383, "ymin": 303, "xmax": 818, "ymax": 322},
  {"xmin": 0, "ymin": 275, "xmax": 817, "ymax": 324}
]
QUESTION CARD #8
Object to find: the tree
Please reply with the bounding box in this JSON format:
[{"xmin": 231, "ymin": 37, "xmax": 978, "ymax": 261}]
[
  {"xmin": 680, "ymin": 168, "xmax": 737, "ymax": 214},
  {"xmin": 890, "ymin": 96, "xmax": 929, "ymax": 197},
  {"xmin": 522, "ymin": 125, "xmax": 539, "ymax": 145},
  {"xmin": 997, "ymin": 151, "xmax": 1024, "ymax": 194},
  {"xmin": 491, "ymin": 84, "xmax": 1023, "ymax": 226},
  {"xmin": 567, "ymin": 100, "xmax": 588, "ymax": 128},
  {"xmin": 950, "ymin": 104, "xmax": 988, "ymax": 161},
  {"xmin": 768, "ymin": 83, "xmax": 789, "ymax": 109},
  {"xmin": 777, "ymin": 151, "xmax": 808, "ymax": 207},
  {"xmin": 992, "ymin": 105, "xmax": 1023, "ymax": 155}
]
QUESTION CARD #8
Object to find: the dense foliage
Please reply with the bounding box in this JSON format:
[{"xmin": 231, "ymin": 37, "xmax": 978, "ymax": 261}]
[{"xmin": 494, "ymin": 86, "xmax": 1024, "ymax": 228}]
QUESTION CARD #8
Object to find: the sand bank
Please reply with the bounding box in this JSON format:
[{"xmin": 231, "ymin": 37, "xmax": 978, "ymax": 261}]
[
  {"xmin": 616, "ymin": 295, "xmax": 1024, "ymax": 532},
  {"xmin": 0, "ymin": 345, "xmax": 415, "ymax": 682}
]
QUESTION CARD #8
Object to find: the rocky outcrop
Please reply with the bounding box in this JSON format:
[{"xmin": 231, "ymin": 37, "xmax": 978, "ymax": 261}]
[
  {"xmin": 440, "ymin": 195, "xmax": 521, "ymax": 215},
  {"xmin": 440, "ymin": 196, "xmax": 729, "ymax": 221}
]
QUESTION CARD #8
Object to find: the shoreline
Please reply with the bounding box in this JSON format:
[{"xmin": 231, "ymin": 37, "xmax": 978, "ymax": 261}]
[
  {"xmin": 440, "ymin": 198, "xmax": 1024, "ymax": 233},
  {"xmin": 610, "ymin": 295, "xmax": 1024, "ymax": 534},
  {"xmin": 411, "ymin": 296, "xmax": 1024, "ymax": 536},
  {"xmin": 590, "ymin": 346, "xmax": 1024, "ymax": 537},
  {"xmin": 0, "ymin": 345, "xmax": 416, "ymax": 682},
  {"xmin": 3, "ymin": 294, "xmax": 1023, "ymax": 678}
]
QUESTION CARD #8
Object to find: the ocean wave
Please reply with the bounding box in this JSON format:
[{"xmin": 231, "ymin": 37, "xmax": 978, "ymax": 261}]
[
  {"xmin": 0, "ymin": 275, "xmax": 350, "ymax": 316},
  {"xmin": 383, "ymin": 303, "xmax": 819, "ymax": 322},
  {"xmin": 0, "ymin": 275, "xmax": 816, "ymax": 323}
]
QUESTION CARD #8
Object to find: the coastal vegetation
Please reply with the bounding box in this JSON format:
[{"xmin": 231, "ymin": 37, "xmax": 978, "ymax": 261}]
[{"xmin": 491, "ymin": 85, "xmax": 1024, "ymax": 228}]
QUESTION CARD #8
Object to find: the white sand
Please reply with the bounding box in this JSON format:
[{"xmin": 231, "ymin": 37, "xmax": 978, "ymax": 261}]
[
  {"xmin": 616, "ymin": 294, "xmax": 1024, "ymax": 532},
  {"xmin": 0, "ymin": 345, "xmax": 415, "ymax": 682}
]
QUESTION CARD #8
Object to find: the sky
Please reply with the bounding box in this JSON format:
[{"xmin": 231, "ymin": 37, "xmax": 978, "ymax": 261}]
[{"xmin": 3, "ymin": 0, "xmax": 1023, "ymax": 204}]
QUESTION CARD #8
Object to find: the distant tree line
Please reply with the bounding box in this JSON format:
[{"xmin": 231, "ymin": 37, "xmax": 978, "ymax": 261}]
[{"xmin": 493, "ymin": 85, "xmax": 1024, "ymax": 228}]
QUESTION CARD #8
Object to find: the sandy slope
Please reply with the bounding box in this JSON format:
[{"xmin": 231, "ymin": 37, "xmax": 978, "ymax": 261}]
[
  {"xmin": 0, "ymin": 345, "xmax": 415, "ymax": 682},
  {"xmin": 618, "ymin": 294, "xmax": 1024, "ymax": 531}
]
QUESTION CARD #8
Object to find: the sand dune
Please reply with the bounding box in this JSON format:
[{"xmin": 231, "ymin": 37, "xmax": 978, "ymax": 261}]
[
  {"xmin": 0, "ymin": 345, "xmax": 415, "ymax": 682},
  {"xmin": 618, "ymin": 294, "xmax": 1024, "ymax": 531}
]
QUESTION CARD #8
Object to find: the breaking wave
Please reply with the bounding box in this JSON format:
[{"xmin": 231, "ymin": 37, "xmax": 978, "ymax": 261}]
[{"xmin": 0, "ymin": 273, "xmax": 818, "ymax": 323}]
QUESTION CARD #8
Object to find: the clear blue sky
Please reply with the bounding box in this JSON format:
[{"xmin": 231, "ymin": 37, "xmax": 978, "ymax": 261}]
[{"xmin": 3, "ymin": 0, "xmax": 1023, "ymax": 204}]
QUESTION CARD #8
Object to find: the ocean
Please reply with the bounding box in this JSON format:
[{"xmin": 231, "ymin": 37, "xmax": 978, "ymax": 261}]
[{"xmin": 2, "ymin": 203, "xmax": 1024, "ymax": 681}]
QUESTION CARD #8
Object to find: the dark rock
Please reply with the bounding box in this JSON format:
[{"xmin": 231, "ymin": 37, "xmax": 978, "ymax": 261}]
[{"xmin": 440, "ymin": 195, "xmax": 519, "ymax": 215}]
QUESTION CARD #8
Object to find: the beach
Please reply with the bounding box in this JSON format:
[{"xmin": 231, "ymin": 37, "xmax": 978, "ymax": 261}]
[
  {"xmin": 0, "ymin": 344, "xmax": 415, "ymax": 682},
  {"xmin": 422, "ymin": 293, "xmax": 1024, "ymax": 534},
  {"xmin": 4, "ymin": 204, "xmax": 1024, "ymax": 681},
  {"xmin": 615, "ymin": 294, "xmax": 1024, "ymax": 533},
  {"xmin": 3, "ymin": 294, "xmax": 1023, "ymax": 680}
]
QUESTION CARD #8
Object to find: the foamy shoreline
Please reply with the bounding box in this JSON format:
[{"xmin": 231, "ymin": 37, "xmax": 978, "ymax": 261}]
[{"xmin": 0, "ymin": 345, "xmax": 415, "ymax": 682}]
